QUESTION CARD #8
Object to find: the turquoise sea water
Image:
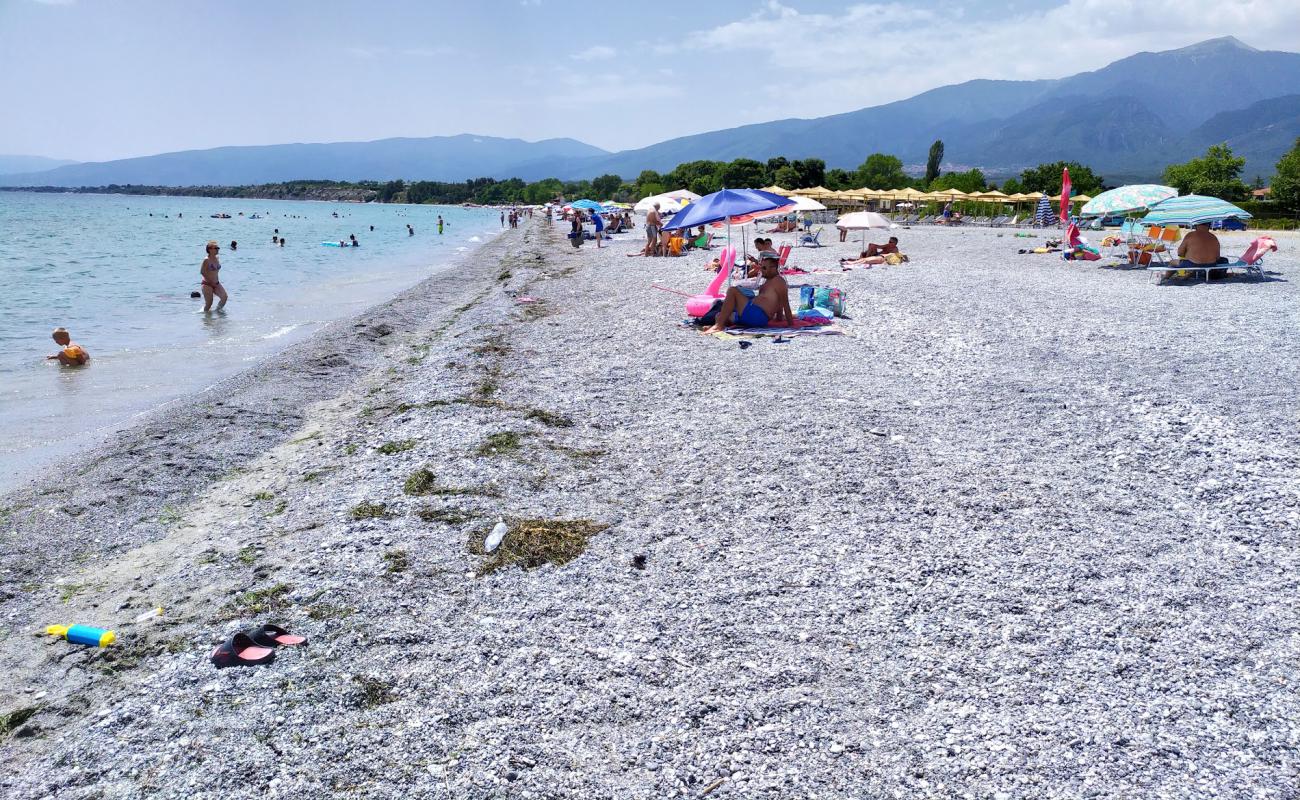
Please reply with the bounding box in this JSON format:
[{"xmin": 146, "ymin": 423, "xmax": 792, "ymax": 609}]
[{"xmin": 0, "ymin": 192, "xmax": 502, "ymax": 490}]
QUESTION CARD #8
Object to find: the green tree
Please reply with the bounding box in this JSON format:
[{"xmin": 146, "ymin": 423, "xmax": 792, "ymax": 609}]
[
  {"xmin": 666, "ymin": 160, "xmax": 725, "ymax": 195},
  {"xmin": 930, "ymin": 169, "xmax": 987, "ymax": 193},
  {"xmin": 825, "ymin": 168, "xmax": 853, "ymax": 190},
  {"xmin": 1269, "ymin": 137, "xmax": 1300, "ymax": 211},
  {"xmin": 790, "ymin": 158, "xmax": 826, "ymax": 189},
  {"xmin": 924, "ymin": 140, "xmax": 944, "ymax": 188},
  {"xmin": 1163, "ymin": 144, "xmax": 1249, "ymax": 200},
  {"xmin": 590, "ymin": 173, "xmax": 623, "ymax": 200},
  {"xmin": 719, "ymin": 158, "xmax": 768, "ymax": 189},
  {"xmin": 853, "ymin": 153, "xmax": 910, "ymax": 189},
  {"xmin": 1019, "ymin": 161, "xmax": 1104, "ymax": 195},
  {"xmin": 523, "ymin": 178, "xmax": 564, "ymax": 205},
  {"xmin": 1000, "ymin": 177, "xmax": 1026, "ymax": 194},
  {"xmin": 773, "ymin": 164, "xmax": 800, "ymax": 188},
  {"xmin": 765, "ymin": 156, "xmax": 789, "ymax": 181},
  {"xmin": 376, "ymin": 179, "xmax": 405, "ymax": 203}
]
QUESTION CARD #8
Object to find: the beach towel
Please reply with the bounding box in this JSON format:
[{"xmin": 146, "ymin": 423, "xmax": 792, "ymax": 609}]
[
  {"xmin": 717, "ymin": 321, "xmax": 843, "ymax": 338},
  {"xmin": 1239, "ymin": 236, "xmax": 1278, "ymax": 265}
]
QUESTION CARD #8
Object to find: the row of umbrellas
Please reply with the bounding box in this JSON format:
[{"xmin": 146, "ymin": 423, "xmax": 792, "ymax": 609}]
[
  {"xmin": 1079, "ymin": 184, "xmax": 1252, "ymax": 225},
  {"xmin": 760, "ymin": 185, "xmax": 1093, "ymax": 206}
]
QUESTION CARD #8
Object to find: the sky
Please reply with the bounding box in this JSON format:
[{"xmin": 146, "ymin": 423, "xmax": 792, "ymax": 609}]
[{"xmin": 2, "ymin": 0, "xmax": 1299, "ymax": 163}]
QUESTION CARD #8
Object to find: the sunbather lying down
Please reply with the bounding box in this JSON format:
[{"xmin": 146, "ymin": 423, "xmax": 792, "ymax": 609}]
[
  {"xmin": 703, "ymin": 251, "xmax": 792, "ymax": 334},
  {"xmin": 840, "ymin": 252, "xmax": 909, "ymax": 267}
]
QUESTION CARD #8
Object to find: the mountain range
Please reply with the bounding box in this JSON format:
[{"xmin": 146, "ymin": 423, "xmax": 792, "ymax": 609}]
[{"xmin": 3, "ymin": 37, "xmax": 1298, "ymax": 188}]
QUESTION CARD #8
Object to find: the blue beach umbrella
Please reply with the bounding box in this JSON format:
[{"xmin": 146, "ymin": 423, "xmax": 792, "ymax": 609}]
[
  {"xmin": 661, "ymin": 188, "xmax": 794, "ymax": 283},
  {"xmin": 1141, "ymin": 194, "xmax": 1252, "ymax": 227},
  {"xmin": 1033, "ymin": 196, "xmax": 1054, "ymax": 226},
  {"xmin": 660, "ymin": 188, "xmax": 793, "ymax": 232},
  {"xmin": 570, "ymin": 199, "xmax": 604, "ymax": 212}
]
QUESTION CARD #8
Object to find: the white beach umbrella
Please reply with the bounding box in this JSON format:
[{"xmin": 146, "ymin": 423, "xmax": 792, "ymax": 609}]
[
  {"xmin": 634, "ymin": 194, "xmax": 684, "ymax": 214},
  {"xmin": 836, "ymin": 211, "xmax": 894, "ymax": 251}
]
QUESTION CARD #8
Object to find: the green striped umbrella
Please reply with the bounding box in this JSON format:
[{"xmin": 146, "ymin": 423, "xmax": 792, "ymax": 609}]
[
  {"xmin": 1141, "ymin": 194, "xmax": 1252, "ymax": 227},
  {"xmin": 1079, "ymin": 184, "xmax": 1177, "ymax": 217}
]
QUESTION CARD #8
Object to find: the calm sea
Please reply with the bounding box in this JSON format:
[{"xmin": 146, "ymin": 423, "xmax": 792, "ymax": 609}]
[{"xmin": 0, "ymin": 192, "xmax": 503, "ymax": 491}]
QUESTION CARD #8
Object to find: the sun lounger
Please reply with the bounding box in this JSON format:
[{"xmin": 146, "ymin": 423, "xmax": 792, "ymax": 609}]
[
  {"xmin": 1146, "ymin": 236, "xmax": 1276, "ymax": 283},
  {"xmin": 799, "ymin": 228, "xmax": 824, "ymax": 248}
]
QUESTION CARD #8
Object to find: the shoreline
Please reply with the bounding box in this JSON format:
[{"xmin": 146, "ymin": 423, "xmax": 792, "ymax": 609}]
[
  {"xmin": 0, "ymin": 193, "xmax": 503, "ymax": 493},
  {"xmin": 0, "ymin": 220, "xmax": 521, "ymax": 548},
  {"xmin": 2, "ymin": 218, "xmax": 1298, "ymax": 798}
]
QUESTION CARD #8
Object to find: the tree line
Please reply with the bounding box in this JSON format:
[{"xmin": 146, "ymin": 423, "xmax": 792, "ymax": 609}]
[{"xmin": 7, "ymin": 139, "xmax": 1297, "ymax": 215}]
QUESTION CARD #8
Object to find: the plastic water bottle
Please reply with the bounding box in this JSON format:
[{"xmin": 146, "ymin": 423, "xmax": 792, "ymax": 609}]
[{"xmin": 47, "ymin": 624, "xmax": 116, "ymax": 647}]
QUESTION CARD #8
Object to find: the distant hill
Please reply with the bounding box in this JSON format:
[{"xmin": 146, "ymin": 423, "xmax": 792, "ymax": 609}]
[
  {"xmin": 2, "ymin": 37, "xmax": 1297, "ymax": 189},
  {"xmin": 0, "ymin": 155, "xmax": 78, "ymax": 174},
  {"xmin": 540, "ymin": 36, "xmax": 1300, "ymax": 182},
  {"xmin": 0, "ymin": 135, "xmax": 607, "ymax": 188}
]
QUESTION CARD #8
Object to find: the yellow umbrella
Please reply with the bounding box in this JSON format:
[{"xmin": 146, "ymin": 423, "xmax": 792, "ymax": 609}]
[
  {"xmin": 760, "ymin": 185, "xmax": 793, "ymax": 196},
  {"xmin": 975, "ymin": 189, "xmax": 1010, "ymax": 200},
  {"xmin": 1071, "ymin": 193, "xmax": 1092, "ymax": 204},
  {"xmin": 933, "ymin": 188, "xmax": 968, "ymax": 199},
  {"xmin": 798, "ymin": 185, "xmax": 835, "ymax": 198}
]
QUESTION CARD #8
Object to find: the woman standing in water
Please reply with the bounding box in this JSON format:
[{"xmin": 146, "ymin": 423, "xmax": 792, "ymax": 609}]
[{"xmin": 200, "ymin": 240, "xmax": 228, "ymax": 312}]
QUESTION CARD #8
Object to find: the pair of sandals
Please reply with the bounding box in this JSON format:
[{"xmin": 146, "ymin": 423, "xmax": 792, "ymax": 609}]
[{"xmin": 210, "ymin": 623, "xmax": 306, "ymax": 668}]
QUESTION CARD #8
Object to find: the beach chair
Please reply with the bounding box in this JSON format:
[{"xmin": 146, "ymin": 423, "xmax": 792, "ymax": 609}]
[
  {"xmin": 902, "ymin": 214, "xmax": 919, "ymax": 225},
  {"xmin": 799, "ymin": 227, "xmax": 824, "ymax": 248},
  {"xmin": 690, "ymin": 231, "xmax": 712, "ymax": 250},
  {"xmin": 1228, "ymin": 235, "xmax": 1277, "ymax": 279},
  {"xmin": 777, "ymin": 243, "xmax": 793, "ymax": 266}
]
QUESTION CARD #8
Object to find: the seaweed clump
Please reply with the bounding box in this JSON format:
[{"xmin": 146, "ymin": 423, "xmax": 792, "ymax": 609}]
[{"xmin": 471, "ymin": 518, "xmax": 608, "ymax": 576}]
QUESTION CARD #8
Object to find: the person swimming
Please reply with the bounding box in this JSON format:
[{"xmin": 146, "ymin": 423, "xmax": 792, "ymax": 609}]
[
  {"xmin": 200, "ymin": 240, "xmax": 228, "ymax": 312},
  {"xmin": 350, "ymin": 234, "xmax": 359, "ymax": 247},
  {"xmin": 47, "ymin": 327, "xmax": 89, "ymax": 366}
]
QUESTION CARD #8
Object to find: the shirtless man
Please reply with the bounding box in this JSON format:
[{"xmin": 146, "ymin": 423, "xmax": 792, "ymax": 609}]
[
  {"xmin": 1176, "ymin": 222, "xmax": 1221, "ymax": 273},
  {"xmin": 200, "ymin": 241, "xmax": 228, "ymax": 312},
  {"xmin": 645, "ymin": 203, "xmax": 662, "ymax": 256},
  {"xmin": 47, "ymin": 327, "xmax": 89, "ymax": 366},
  {"xmin": 861, "ymin": 237, "xmax": 899, "ymax": 258},
  {"xmin": 704, "ymin": 251, "xmax": 792, "ymax": 333}
]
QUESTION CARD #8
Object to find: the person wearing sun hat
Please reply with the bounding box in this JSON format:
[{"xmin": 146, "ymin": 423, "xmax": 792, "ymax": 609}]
[{"xmin": 703, "ymin": 250, "xmax": 792, "ymax": 334}]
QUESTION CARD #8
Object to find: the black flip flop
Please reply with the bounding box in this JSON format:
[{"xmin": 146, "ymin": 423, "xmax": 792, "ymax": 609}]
[
  {"xmin": 247, "ymin": 623, "xmax": 307, "ymax": 648},
  {"xmin": 211, "ymin": 632, "xmax": 276, "ymax": 668}
]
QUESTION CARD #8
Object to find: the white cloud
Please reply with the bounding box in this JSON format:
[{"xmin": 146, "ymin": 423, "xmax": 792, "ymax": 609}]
[
  {"xmin": 571, "ymin": 45, "xmax": 616, "ymax": 62},
  {"xmin": 677, "ymin": 0, "xmax": 1300, "ymax": 123}
]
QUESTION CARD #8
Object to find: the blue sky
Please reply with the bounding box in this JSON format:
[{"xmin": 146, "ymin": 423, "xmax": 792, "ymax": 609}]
[{"xmin": 2, "ymin": 0, "xmax": 1298, "ymax": 162}]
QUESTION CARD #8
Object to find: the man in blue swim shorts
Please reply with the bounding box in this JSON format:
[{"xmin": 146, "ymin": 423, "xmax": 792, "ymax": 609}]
[{"xmin": 703, "ymin": 251, "xmax": 792, "ymax": 334}]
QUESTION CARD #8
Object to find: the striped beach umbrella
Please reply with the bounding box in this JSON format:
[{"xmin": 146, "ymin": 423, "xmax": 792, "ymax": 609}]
[
  {"xmin": 1079, "ymin": 185, "xmax": 1177, "ymax": 217},
  {"xmin": 1033, "ymin": 196, "xmax": 1054, "ymax": 226},
  {"xmin": 1141, "ymin": 194, "xmax": 1252, "ymax": 227}
]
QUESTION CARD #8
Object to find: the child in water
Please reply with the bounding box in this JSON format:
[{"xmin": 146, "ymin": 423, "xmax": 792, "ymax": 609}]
[{"xmin": 47, "ymin": 327, "xmax": 89, "ymax": 366}]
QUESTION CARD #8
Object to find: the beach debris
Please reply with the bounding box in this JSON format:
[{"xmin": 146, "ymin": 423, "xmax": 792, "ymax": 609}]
[
  {"xmin": 485, "ymin": 521, "xmax": 508, "ymax": 553},
  {"xmin": 473, "ymin": 518, "xmax": 608, "ymax": 575},
  {"xmin": 631, "ymin": 554, "xmax": 648, "ymax": 570},
  {"xmin": 514, "ymin": 296, "xmax": 543, "ymax": 305},
  {"xmin": 403, "ymin": 468, "xmax": 437, "ymax": 496},
  {"xmin": 46, "ymin": 624, "xmax": 116, "ymax": 647},
  {"xmin": 132, "ymin": 607, "xmax": 164, "ymax": 624},
  {"xmin": 0, "ymin": 707, "xmax": 40, "ymax": 738}
]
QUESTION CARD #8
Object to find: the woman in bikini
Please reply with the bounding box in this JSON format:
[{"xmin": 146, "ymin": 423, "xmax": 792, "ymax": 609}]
[{"xmin": 200, "ymin": 240, "xmax": 228, "ymax": 312}]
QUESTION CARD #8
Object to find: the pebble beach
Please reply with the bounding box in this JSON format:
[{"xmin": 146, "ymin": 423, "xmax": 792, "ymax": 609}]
[{"xmin": 2, "ymin": 217, "xmax": 1299, "ymax": 798}]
